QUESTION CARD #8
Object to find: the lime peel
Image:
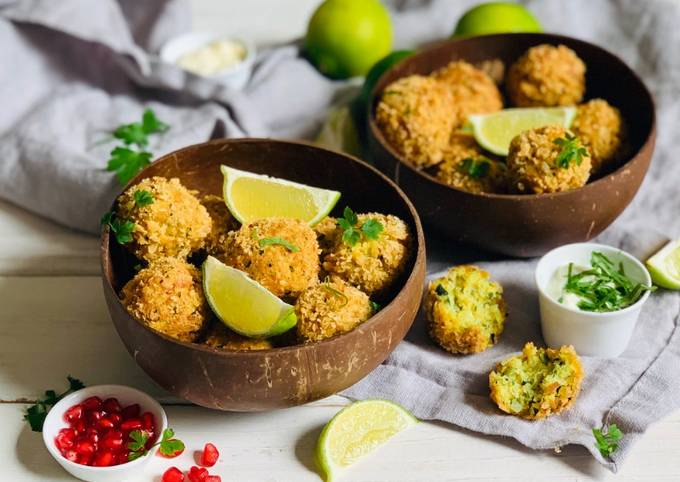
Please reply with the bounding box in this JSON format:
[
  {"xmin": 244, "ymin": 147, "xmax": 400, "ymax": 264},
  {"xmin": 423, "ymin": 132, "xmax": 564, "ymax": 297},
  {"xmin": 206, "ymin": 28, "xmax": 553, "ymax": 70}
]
[{"xmin": 646, "ymin": 239, "xmax": 680, "ymax": 290}]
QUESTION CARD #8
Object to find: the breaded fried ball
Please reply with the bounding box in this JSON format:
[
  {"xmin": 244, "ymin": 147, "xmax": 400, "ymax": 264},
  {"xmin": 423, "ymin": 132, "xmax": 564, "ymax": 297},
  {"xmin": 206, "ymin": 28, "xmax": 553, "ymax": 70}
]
[
  {"xmin": 116, "ymin": 177, "xmax": 211, "ymax": 262},
  {"xmin": 507, "ymin": 125, "xmax": 592, "ymax": 194},
  {"xmin": 296, "ymin": 277, "xmax": 373, "ymax": 342},
  {"xmin": 489, "ymin": 342, "xmax": 583, "ymax": 420},
  {"xmin": 120, "ymin": 257, "xmax": 209, "ymax": 342},
  {"xmin": 375, "ymin": 75, "xmax": 456, "ymax": 168},
  {"xmin": 314, "ymin": 216, "xmax": 341, "ymax": 257},
  {"xmin": 203, "ymin": 322, "xmax": 272, "ymax": 351},
  {"xmin": 201, "ymin": 195, "xmax": 238, "ymax": 259},
  {"xmin": 506, "ymin": 44, "xmax": 586, "ymax": 107},
  {"xmin": 571, "ymin": 99, "xmax": 626, "ymax": 174},
  {"xmin": 224, "ymin": 218, "xmax": 319, "ymax": 298},
  {"xmin": 424, "ymin": 265, "xmax": 507, "ymax": 354},
  {"xmin": 322, "ymin": 213, "xmax": 411, "ymax": 296},
  {"xmin": 433, "ymin": 60, "xmax": 503, "ymax": 126},
  {"xmin": 436, "ymin": 134, "xmax": 507, "ymax": 194}
]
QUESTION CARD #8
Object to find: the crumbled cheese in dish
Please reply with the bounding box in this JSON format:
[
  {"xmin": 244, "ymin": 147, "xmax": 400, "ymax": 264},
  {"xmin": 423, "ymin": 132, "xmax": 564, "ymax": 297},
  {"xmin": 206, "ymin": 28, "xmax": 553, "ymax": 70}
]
[{"xmin": 177, "ymin": 39, "xmax": 246, "ymax": 76}]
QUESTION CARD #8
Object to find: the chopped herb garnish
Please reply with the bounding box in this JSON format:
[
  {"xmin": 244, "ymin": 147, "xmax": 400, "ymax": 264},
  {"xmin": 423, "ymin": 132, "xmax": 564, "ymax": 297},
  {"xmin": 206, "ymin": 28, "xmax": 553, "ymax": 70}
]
[
  {"xmin": 101, "ymin": 212, "xmax": 135, "ymax": 244},
  {"xmin": 23, "ymin": 376, "xmax": 85, "ymax": 432},
  {"xmin": 370, "ymin": 300, "xmax": 381, "ymax": 312},
  {"xmin": 554, "ymin": 133, "xmax": 588, "ymax": 168},
  {"xmin": 322, "ymin": 282, "xmax": 348, "ymax": 307},
  {"xmin": 128, "ymin": 428, "xmax": 185, "ymax": 461},
  {"xmin": 460, "ymin": 157, "xmax": 491, "ymax": 178},
  {"xmin": 337, "ymin": 206, "xmax": 384, "ymax": 247},
  {"xmin": 435, "ymin": 284, "xmax": 448, "ymax": 296},
  {"xmin": 563, "ymin": 252, "xmax": 655, "ymax": 312},
  {"xmin": 593, "ymin": 424, "xmax": 623, "ymax": 458},
  {"xmin": 107, "ymin": 146, "xmax": 152, "ymax": 185},
  {"xmin": 114, "ymin": 108, "xmax": 169, "ymax": 147},
  {"xmin": 133, "ymin": 190, "xmax": 154, "ymax": 207},
  {"xmin": 258, "ymin": 236, "xmax": 300, "ymax": 252}
]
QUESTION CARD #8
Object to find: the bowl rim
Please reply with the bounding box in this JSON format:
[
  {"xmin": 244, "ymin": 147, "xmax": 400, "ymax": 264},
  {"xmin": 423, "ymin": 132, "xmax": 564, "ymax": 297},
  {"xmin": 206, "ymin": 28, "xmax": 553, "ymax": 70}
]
[
  {"xmin": 100, "ymin": 137, "xmax": 426, "ymax": 358},
  {"xmin": 367, "ymin": 32, "xmax": 657, "ymax": 201}
]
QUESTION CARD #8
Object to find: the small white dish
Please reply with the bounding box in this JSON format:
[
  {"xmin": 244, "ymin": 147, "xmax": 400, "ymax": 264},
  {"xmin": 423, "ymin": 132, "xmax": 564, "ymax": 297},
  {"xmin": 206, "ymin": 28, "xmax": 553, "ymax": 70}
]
[
  {"xmin": 160, "ymin": 32, "xmax": 255, "ymax": 90},
  {"xmin": 535, "ymin": 242, "xmax": 652, "ymax": 358},
  {"xmin": 42, "ymin": 385, "xmax": 167, "ymax": 482}
]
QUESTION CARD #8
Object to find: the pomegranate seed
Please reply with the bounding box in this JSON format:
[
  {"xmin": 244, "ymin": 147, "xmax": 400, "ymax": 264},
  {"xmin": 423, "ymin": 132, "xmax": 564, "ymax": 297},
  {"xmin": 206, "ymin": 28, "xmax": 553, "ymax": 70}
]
[
  {"xmin": 84, "ymin": 427, "xmax": 99, "ymax": 444},
  {"xmin": 199, "ymin": 443, "xmax": 219, "ymax": 467},
  {"xmin": 81, "ymin": 396, "xmax": 103, "ymax": 411},
  {"xmin": 75, "ymin": 440, "xmax": 96, "ymax": 455},
  {"xmin": 76, "ymin": 452, "xmax": 93, "ymax": 466},
  {"xmin": 63, "ymin": 449, "xmax": 78, "ymax": 462},
  {"xmin": 64, "ymin": 404, "xmax": 83, "ymax": 423},
  {"xmin": 108, "ymin": 413, "xmax": 122, "ymax": 426},
  {"xmin": 188, "ymin": 466, "xmax": 209, "ymax": 482},
  {"xmin": 103, "ymin": 397, "xmax": 121, "ymax": 414},
  {"xmin": 100, "ymin": 430, "xmax": 123, "ymax": 451},
  {"xmin": 162, "ymin": 467, "xmax": 185, "ymax": 482},
  {"xmin": 92, "ymin": 450, "xmax": 115, "ymax": 467},
  {"xmin": 122, "ymin": 403, "xmax": 140, "ymax": 420},
  {"xmin": 73, "ymin": 419, "xmax": 86, "ymax": 435},
  {"xmin": 55, "ymin": 428, "xmax": 76, "ymax": 451},
  {"xmin": 120, "ymin": 418, "xmax": 142, "ymax": 431},
  {"xmin": 99, "ymin": 417, "xmax": 117, "ymax": 431},
  {"xmin": 205, "ymin": 476, "xmax": 221, "ymax": 482},
  {"xmin": 118, "ymin": 451, "xmax": 131, "ymax": 464},
  {"xmin": 86, "ymin": 410, "xmax": 103, "ymax": 425},
  {"xmin": 141, "ymin": 412, "xmax": 155, "ymax": 430}
]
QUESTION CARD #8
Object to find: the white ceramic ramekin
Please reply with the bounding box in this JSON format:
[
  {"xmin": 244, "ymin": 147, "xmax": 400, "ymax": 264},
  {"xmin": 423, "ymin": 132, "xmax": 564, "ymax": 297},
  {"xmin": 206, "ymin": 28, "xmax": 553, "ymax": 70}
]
[
  {"xmin": 42, "ymin": 385, "xmax": 167, "ymax": 482},
  {"xmin": 160, "ymin": 32, "xmax": 255, "ymax": 90},
  {"xmin": 535, "ymin": 243, "xmax": 652, "ymax": 358}
]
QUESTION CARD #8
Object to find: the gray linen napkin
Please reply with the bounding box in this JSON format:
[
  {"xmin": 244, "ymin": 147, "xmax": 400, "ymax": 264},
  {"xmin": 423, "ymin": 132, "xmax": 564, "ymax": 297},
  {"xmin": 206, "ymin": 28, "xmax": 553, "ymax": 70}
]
[{"xmin": 1, "ymin": 0, "xmax": 679, "ymax": 472}]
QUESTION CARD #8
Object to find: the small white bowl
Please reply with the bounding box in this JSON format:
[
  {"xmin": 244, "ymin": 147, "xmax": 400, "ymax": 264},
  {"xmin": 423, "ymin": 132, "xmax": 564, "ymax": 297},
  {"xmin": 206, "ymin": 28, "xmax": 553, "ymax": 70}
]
[
  {"xmin": 160, "ymin": 32, "xmax": 255, "ymax": 90},
  {"xmin": 43, "ymin": 385, "xmax": 167, "ymax": 482},
  {"xmin": 535, "ymin": 243, "xmax": 652, "ymax": 358}
]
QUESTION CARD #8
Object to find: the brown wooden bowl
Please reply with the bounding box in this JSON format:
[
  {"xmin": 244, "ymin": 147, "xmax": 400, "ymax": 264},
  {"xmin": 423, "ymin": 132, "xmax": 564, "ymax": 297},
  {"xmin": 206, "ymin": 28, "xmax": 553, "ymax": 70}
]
[
  {"xmin": 101, "ymin": 138, "xmax": 426, "ymax": 411},
  {"xmin": 368, "ymin": 33, "xmax": 656, "ymax": 257}
]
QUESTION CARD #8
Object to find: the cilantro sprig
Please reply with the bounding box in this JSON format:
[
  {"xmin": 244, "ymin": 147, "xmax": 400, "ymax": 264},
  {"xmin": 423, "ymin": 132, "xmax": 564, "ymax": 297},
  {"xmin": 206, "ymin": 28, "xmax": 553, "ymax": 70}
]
[
  {"xmin": 133, "ymin": 190, "xmax": 154, "ymax": 207},
  {"xmin": 23, "ymin": 376, "xmax": 85, "ymax": 432},
  {"xmin": 259, "ymin": 236, "xmax": 300, "ymax": 252},
  {"xmin": 593, "ymin": 424, "xmax": 623, "ymax": 458},
  {"xmin": 101, "ymin": 212, "xmax": 135, "ymax": 245},
  {"xmin": 128, "ymin": 428, "xmax": 185, "ymax": 461},
  {"xmin": 459, "ymin": 157, "xmax": 491, "ymax": 178},
  {"xmin": 337, "ymin": 207, "xmax": 384, "ymax": 247},
  {"xmin": 554, "ymin": 133, "xmax": 588, "ymax": 168}
]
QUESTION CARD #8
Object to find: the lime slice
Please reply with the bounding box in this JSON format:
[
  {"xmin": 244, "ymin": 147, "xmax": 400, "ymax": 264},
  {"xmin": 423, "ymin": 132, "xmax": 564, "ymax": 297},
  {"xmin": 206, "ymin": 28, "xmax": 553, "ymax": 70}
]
[
  {"xmin": 646, "ymin": 239, "xmax": 680, "ymax": 289},
  {"xmin": 221, "ymin": 165, "xmax": 340, "ymax": 226},
  {"xmin": 202, "ymin": 256, "xmax": 296, "ymax": 337},
  {"xmin": 469, "ymin": 107, "xmax": 577, "ymax": 156},
  {"xmin": 316, "ymin": 400, "xmax": 418, "ymax": 482}
]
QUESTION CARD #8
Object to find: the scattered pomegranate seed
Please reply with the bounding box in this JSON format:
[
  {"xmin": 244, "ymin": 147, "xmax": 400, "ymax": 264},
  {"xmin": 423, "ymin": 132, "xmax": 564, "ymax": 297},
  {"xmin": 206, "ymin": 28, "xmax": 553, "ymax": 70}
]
[
  {"xmin": 162, "ymin": 466, "xmax": 186, "ymax": 482},
  {"xmin": 122, "ymin": 403, "xmax": 141, "ymax": 420},
  {"xmin": 188, "ymin": 466, "xmax": 209, "ymax": 482},
  {"xmin": 81, "ymin": 396, "xmax": 103, "ymax": 411},
  {"xmin": 199, "ymin": 443, "xmax": 219, "ymax": 467},
  {"xmin": 92, "ymin": 450, "xmax": 115, "ymax": 467},
  {"xmin": 64, "ymin": 404, "xmax": 83, "ymax": 423},
  {"xmin": 120, "ymin": 418, "xmax": 142, "ymax": 432},
  {"xmin": 103, "ymin": 397, "xmax": 122, "ymax": 413},
  {"xmin": 205, "ymin": 476, "xmax": 221, "ymax": 482}
]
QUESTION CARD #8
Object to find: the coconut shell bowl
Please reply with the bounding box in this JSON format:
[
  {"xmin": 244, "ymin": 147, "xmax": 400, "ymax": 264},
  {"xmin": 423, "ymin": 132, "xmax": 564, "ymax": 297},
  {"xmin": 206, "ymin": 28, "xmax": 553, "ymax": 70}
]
[
  {"xmin": 101, "ymin": 139, "xmax": 426, "ymax": 411},
  {"xmin": 368, "ymin": 33, "xmax": 656, "ymax": 258}
]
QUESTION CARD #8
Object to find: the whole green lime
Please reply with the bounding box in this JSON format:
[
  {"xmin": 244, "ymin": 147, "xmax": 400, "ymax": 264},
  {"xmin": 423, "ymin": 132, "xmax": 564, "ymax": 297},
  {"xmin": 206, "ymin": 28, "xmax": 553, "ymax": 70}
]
[
  {"xmin": 454, "ymin": 2, "xmax": 542, "ymax": 37},
  {"xmin": 305, "ymin": 0, "xmax": 393, "ymax": 79},
  {"xmin": 361, "ymin": 50, "xmax": 414, "ymax": 102}
]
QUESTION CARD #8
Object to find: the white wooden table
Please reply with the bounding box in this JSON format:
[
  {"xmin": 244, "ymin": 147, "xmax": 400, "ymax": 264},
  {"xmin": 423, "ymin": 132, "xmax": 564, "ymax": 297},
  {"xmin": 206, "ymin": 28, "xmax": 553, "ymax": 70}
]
[{"xmin": 2, "ymin": 1, "xmax": 679, "ymax": 480}]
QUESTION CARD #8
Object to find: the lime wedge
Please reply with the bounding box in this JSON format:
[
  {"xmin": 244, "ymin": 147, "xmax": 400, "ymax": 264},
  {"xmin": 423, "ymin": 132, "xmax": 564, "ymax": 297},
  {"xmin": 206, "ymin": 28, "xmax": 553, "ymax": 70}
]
[
  {"xmin": 646, "ymin": 239, "xmax": 680, "ymax": 290},
  {"xmin": 316, "ymin": 400, "xmax": 418, "ymax": 482},
  {"xmin": 469, "ymin": 107, "xmax": 577, "ymax": 156},
  {"xmin": 202, "ymin": 256, "xmax": 296, "ymax": 337},
  {"xmin": 221, "ymin": 165, "xmax": 340, "ymax": 226}
]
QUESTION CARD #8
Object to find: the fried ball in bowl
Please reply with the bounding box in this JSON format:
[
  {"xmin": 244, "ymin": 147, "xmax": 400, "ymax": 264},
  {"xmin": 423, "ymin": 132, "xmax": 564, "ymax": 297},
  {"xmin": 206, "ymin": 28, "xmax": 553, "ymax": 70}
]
[
  {"xmin": 296, "ymin": 277, "xmax": 374, "ymax": 343},
  {"xmin": 571, "ymin": 99, "xmax": 626, "ymax": 174},
  {"xmin": 120, "ymin": 257, "xmax": 210, "ymax": 342},
  {"xmin": 201, "ymin": 194, "xmax": 239, "ymax": 259},
  {"xmin": 322, "ymin": 213, "xmax": 411, "ymax": 296},
  {"xmin": 116, "ymin": 177, "xmax": 211, "ymax": 262},
  {"xmin": 489, "ymin": 342, "xmax": 583, "ymax": 420},
  {"xmin": 424, "ymin": 265, "xmax": 507, "ymax": 354},
  {"xmin": 507, "ymin": 125, "xmax": 592, "ymax": 194},
  {"xmin": 203, "ymin": 321, "xmax": 272, "ymax": 351},
  {"xmin": 375, "ymin": 75, "xmax": 456, "ymax": 168},
  {"xmin": 506, "ymin": 44, "xmax": 586, "ymax": 107},
  {"xmin": 435, "ymin": 134, "xmax": 507, "ymax": 194},
  {"xmin": 433, "ymin": 60, "xmax": 503, "ymax": 127},
  {"xmin": 223, "ymin": 217, "xmax": 319, "ymax": 298}
]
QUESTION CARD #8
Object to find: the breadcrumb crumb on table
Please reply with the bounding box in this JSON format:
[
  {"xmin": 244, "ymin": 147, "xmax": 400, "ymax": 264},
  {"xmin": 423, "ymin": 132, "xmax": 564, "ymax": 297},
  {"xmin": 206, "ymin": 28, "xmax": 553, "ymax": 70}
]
[
  {"xmin": 203, "ymin": 321, "xmax": 273, "ymax": 351},
  {"xmin": 120, "ymin": 257, "xmax": 210, "ymax": 342},
  {"xmin": 571, "ymin": 99, "xmax": 626, "ymax": 174}
]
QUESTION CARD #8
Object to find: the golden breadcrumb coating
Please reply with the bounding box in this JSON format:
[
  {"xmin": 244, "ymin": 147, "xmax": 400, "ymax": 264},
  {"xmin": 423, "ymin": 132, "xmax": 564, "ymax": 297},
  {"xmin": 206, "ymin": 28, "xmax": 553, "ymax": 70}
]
[
  {"xmin": 507, "ymin": 125, "xmax": 592, "ymax": 194},
  {"xmin": 506, "ymin": 44, "xmax": 586, "ymax": 107},
  {"xmin": 201, "ymin": 194, "xmax": 238, "ymax": 259},
  {"xmin": 424, "ymin": 265, "xmax": 507, "ymax": 354},
  {"xmin": 203, "ymin": 321, "xmax": 272, "ymax": 351},
  {"xmin": 489, "ymin": 342, "xmax": 583, "ymax": 420},
  {"xmin": 375, "ymin": 75, "xmax": 456, "ymax": 168},
  {"xmin": 436, "ymin": 134, "xmax": 508, "ymax": 194},
  {"xmin": 120, "ymin": 257, "xmax": 209, "ymax": 342},
  {"xmin": 571, "ymin": 99, "xmax": 626, "ymax": 174},
  {"xmin": 433, "ymin": 60, "xmax": 503, "ymax": 126},
  {"xmin": 295, "ymin": 277, "xmax": 373, "ymax": 342},
  {"xmin": 314, "ymin": 216, "xmax": 341, "ymax": 257},
  {"xmin": 322, "ymin": 213, "xmax": 411, "ymax": 296},
  {"xmin": 224, "ymin": 217, "xmax": 319, "ymax": 298},
  {"xmin": 117, "ymin": 177, "xmax": 211, "ymax": 262}
]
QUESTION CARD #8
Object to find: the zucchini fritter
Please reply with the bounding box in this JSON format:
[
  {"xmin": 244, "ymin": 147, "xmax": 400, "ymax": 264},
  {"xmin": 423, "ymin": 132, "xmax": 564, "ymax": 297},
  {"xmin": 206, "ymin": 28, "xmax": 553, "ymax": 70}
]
[{"xmin": 571, "ymin": 99, "xmax": 626, "ymax": 174}]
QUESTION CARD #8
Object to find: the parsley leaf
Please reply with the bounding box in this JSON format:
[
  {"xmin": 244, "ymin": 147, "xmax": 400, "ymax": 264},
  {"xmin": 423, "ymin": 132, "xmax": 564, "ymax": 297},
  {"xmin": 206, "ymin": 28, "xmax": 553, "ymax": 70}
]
[
  {"xmin": 554, "ymin": 133, "xmax": 588, "ymax": 168},
  {"xmin": 337, "ymin": 206, "xmax": 384, "ymax": 247},
  {"xmin": 460, "ymin": 157, "xmax": 491, "ymax": 178},
  {"xmin": 141, "ymin": 109, "xmax": 170, "ymax": 136},
  {"xmin": 133, "ymin": 190, "xmax": 154, "ymax": 207},
  {"xmin": 127, "ymin": 430, "xmax": 148, "ymax": 452},
  {"xmin": 127, "ymin": 427, "xmax": 185, "ymax": 461},
  {"xmin": 107, "ymin": 147, "xmax": 152, "ymax": 185},
  {"xmin": 23, "ymin": 376, "xmax": 85, "ymax": 432},
  {"xmin": 258, "ymin": 236, "xmax": 300, "ymax": 252},
  {"xmin": 113, "ymin": 109, "xmax": 169, "ymax": 147},
  {"xmin": 593, "ymin": 424, "xmax": 623, "ymax": 458},
  {"xmin": 101, "ymin": 212, "xmax": 135, "ymax": 244},
  {"xmin": 361, "ymin": 218, "xmax": 384, "ymax": 240},
  {"xmin": 158, "ymin": 428, "xmax": 186, "ymax": 457},
  {"xmin": 369, "ymin": 300, "xmax": 381, "ymax": 312}
]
